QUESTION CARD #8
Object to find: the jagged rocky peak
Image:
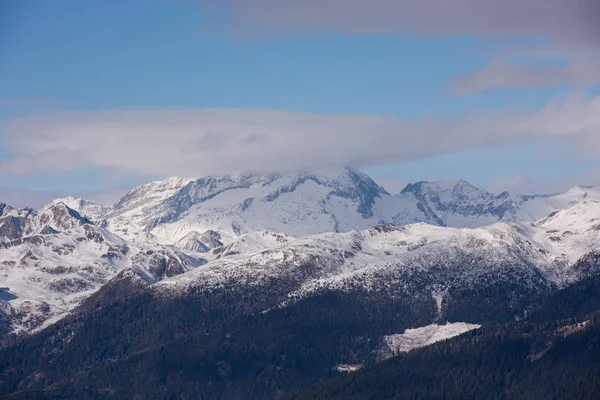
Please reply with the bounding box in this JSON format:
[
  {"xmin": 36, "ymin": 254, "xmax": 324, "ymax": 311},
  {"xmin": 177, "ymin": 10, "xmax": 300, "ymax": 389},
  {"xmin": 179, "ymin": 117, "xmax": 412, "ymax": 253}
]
[
  {"xmin": 51, "ymin": 196, "xmax": 110, "ymax": 222},
  {"xmin": 35, "ymin": 202, "xmax": 92, "ymax": 232},
  {"xmin": 324, "ymin": 168, "xmax": 390, "ymax": 218},
  {"xmin": 0, "ymin": 203, "xmax": 12, "ymax": 217},
  {"xmin": 369, "ymin": 222, "xmax": 403, "ymax": 234},
  {"xmin": 0, "ymin": 203, "xmax": 37, "ymax": 242},
  {"xmin": 401, "ymin": 179, "xmax": 484, "ymax": 199},
  {"xmin": 1, "ymin": 202, "xmax": 90, "ymax": 242},
  {"xmin": 399, "ymin": 179, "xmax": 517, "ymax": 219},
  {"xmin": 0, "ymin": 203, "xmax": 34, "ymax": 219}
]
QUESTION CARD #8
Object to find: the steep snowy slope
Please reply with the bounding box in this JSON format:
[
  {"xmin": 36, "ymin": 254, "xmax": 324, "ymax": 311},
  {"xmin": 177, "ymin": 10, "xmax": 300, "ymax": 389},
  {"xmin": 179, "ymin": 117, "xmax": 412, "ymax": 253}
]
[
  {"xmin": 101, "ymin": 177, "xmax": 192, "ymax": 241},
  {"xmin": 516, "ymin": 185, "xmax": 600, "ymax": 221},
  {"xmin": 149, "ymin": 169, "xmax": 390, "ymax": 243},
  {"xmin": 528, "ymin": 200, "xmax": 600, "ymax": 269}
]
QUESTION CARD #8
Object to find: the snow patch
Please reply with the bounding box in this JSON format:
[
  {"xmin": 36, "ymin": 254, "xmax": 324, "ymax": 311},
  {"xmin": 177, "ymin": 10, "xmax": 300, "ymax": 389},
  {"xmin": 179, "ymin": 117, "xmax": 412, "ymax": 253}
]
[
  {"xmin": 383, "ymin": 322, "xmax": 481, "ymax": 355},
  {"xmin": 335, "ymin": 364, "xmax": 363, "ymax": 373}
]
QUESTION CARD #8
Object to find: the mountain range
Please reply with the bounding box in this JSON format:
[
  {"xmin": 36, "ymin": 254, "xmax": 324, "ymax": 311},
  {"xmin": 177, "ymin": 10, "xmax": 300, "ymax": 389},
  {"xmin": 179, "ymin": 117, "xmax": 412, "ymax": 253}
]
[
  {"xmin": 53, "ymin": 168, "xmax": 600, "ymax": 242},
  {"xmin": 2, "ymin": 168, "xmax": 600, "ymax": 399},
  {"xmin": 2, "ymin": 168, "xmax": 600, "ymax": 334}
]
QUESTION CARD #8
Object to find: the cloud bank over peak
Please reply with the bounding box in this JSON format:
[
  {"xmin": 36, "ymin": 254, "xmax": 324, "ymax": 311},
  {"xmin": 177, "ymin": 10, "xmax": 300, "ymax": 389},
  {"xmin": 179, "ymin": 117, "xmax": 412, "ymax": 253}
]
[{"xmin": 1, "ymin": 95, "xmax": 599, "ymax": 179}]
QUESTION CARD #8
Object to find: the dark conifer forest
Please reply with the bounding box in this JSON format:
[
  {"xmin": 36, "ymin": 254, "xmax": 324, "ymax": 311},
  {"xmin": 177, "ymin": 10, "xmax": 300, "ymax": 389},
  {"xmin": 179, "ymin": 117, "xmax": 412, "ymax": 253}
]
[{"xmin": 2, "ymin": 257, "xmax": 600, "ymax": 400}]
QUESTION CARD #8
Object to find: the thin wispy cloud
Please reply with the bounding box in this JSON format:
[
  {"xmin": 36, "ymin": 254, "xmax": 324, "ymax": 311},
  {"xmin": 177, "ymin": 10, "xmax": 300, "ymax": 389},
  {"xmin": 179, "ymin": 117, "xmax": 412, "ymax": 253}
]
[
  {"xmin": 1, "ymin": 94, "xmax": 599, "ymax": 179},
  {"xmin": 449, "ymin": 59, "xmax": 600, "ymax": 94},
  {"xmin": 210, "ymin": 0, "xmax": 600, "ymax": 43},
  {"xmin": 208, "ymin": 0, "xmax": 600, "ymax": 92}
]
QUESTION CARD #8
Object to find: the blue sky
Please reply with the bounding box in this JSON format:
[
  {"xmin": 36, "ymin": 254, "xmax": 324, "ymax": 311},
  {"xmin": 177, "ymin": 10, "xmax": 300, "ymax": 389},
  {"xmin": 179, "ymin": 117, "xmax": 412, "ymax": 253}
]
[{"xmin": 1, "ymin": 0, "xmax": 600, "ymax": 205}]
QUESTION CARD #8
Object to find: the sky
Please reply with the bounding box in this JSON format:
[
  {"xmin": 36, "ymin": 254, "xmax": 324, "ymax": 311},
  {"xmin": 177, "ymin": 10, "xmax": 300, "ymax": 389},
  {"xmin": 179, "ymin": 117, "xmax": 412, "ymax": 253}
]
[{"xmin": 1, "ymin": 0, "xmax": 600, "ymax": 207}]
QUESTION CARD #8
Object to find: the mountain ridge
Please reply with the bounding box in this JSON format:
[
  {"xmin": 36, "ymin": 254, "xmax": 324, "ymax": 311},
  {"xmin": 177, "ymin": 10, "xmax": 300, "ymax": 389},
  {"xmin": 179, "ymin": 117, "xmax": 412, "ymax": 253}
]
[
  {"xmin": 47, "ymin": 169, "xmax": 600, "ymax": 246},
  {"xmin": 2, "ymin": 169, "xmax": 600, "ymax": 337}
]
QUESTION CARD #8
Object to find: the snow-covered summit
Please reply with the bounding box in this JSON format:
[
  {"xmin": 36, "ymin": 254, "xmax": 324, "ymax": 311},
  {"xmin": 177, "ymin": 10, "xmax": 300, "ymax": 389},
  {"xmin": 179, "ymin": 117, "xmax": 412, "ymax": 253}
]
[
  {"xmin": 62, "ymin": 168, "xmax": 387, "ymax": 243},
  {"xmin": 32, "ymin": 170, "xmax": 600, "ymax": 246},
  {"xmin": 50, "ymin": 196, "xmax": 110, "ymax": 222},
  {"xmin": 398, "ymin": 179, "xmax": 519, "ymax": 224}
]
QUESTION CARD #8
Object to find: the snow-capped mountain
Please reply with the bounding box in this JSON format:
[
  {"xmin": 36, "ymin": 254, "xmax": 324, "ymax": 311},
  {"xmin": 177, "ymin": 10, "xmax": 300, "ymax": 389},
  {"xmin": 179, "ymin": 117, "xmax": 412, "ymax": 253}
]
[
  {"xmin": 56, "ymin": 169, "xmax": 600, "ymax": 249},
  {"xmin": 49, "ymin": 197, "xmax": 111, "ymax": 224},
  {"xmin": 150, "ymin": 169, "xmax": 392, "ymax": 243},
  {"xmin": 396, "ymin": 179, "xmax": 515, "ymax": 226},
  {"xmin": 0, "ymin": 201, "xmax": 205, "ymax": 334},
  {"xmin": 3, "ymin": 169, "xmax": 600, "ymax": 336}
]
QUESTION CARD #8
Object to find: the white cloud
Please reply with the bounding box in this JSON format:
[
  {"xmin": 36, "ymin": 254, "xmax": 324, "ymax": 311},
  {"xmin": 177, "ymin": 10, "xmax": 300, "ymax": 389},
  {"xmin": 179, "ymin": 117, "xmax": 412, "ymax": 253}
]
[
  {"xmin": 1, "ymin": 95, "xmax": 599, "ymax": 179},
  {"xmin": 449, "ymin": 59, "xmax": 600, "ymax": 94}
]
